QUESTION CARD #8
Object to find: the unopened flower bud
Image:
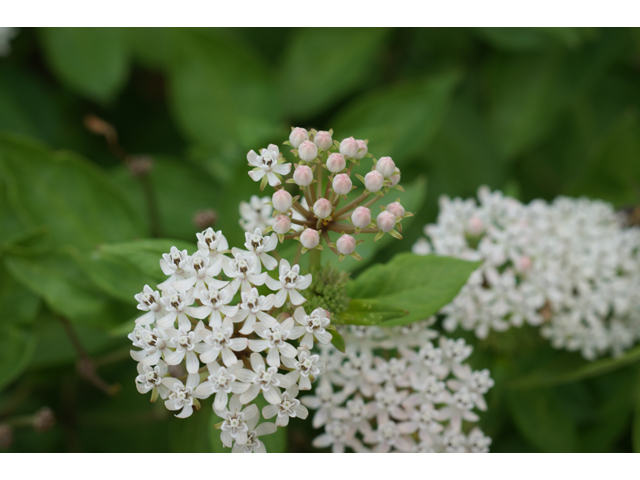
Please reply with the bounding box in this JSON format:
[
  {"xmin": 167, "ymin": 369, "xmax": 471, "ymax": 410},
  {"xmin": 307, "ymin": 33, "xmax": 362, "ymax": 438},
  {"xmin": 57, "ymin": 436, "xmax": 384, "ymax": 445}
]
[
  {"xmin": 337, "ymin": 234, "xmax": 356, "ymax": 255},
  {"xmin": 193, "ymin": 209, "xmax": 218, "ymax": 229},
  {"xmin": 33, "ymin": 407, "xmax": 55, "ymax": 433},
  {"xmin": 351, "ymin": 206, "xmax": 371, "ymax": 229},
  {"xmin": 516, "ymin": 256, "xmax": 532, "ymax": 272},
  {"xmin": 386, "ymin": 202, "xmax": 405, "ymax": 218},
  {"xmin": 355, "ymin": 140, "xmax": 368, "ymax": 159},
  {"xmin": 339, "ymin": 137, "xmax": 359, "ymax": 158},
  {"xmin": 298, "ymin": 140, "xmax": 318, "ymax": 162},
  {"xmin": 313, "ymin": 198, "xmax": 332, "ymax": 219},
  {"xmin": 364, "ymin": 170, "xmax": 385, "ymax": 192},
  {"xmin": 300, "ymin": 228, "xmax": 320, "ymax": 249},
  {"xmin": 377, "ymin": 211, "xmax": 397, "ymax": 232},
  {"xmin": 293, "ymin": 165, "xmax": 313, "ymax": 186},
  {"xmin": 289, "ymin": 127, "xmax": 309, "ymax": 148},
  {"xmin": 332, "ymin": 174, "xmax": 352, "ymax": 195},
  {"xmin": 390, "ymin": 173, "xmax": 401, "ymax": 186},
  {"xmin": 326, "ymin": 153, "xmax": 346, "ymax": 173},
  {"xmin": 376, "ymin": 156, "xmax": 396, "ymax": 178},
  {"xmin": 467, "ymin": 215, "xmax": 484, "ymax": 236},
  {"xmin": 314, "ymin": 130, "xmax": 332, "ymax": 150},
  {"xmin": 273, "ymin": 214, "xmax": 292, "ymax": 234},
  {"xmin": 272, "ymin": 189, "xmax": 292, "ymax": 213}
]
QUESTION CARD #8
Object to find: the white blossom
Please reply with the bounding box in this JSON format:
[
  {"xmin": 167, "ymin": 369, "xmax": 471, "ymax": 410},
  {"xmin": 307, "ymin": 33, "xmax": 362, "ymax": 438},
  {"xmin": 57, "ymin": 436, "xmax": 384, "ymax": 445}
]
[{"xmin": 265, "ymin": 259, "xmax": 312, "ymax": 307}]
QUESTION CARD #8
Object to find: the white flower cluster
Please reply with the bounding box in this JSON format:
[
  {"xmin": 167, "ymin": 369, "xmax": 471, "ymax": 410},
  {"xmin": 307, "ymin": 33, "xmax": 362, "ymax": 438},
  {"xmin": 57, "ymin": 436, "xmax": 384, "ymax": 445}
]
[
  {"xmin": 0, "ymin": 27, "xmax": 17, "ymax": 56},
  {"xmin": 129, "ymin": 227, "xmax": 334, "ymax": 452},
  {"xmin": 303, "ymin": 321, "xmax": 493, "ymax": 453},
  {"xmin": 413, "ymin": 187, "xmax": 640, "ymax": 359}
]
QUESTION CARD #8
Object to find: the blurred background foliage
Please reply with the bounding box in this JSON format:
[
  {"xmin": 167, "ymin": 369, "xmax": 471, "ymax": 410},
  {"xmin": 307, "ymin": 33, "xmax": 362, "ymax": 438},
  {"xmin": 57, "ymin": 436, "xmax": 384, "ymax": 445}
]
[{"xmin": 1, "ymin": 27, "xmax": 640, "ymax": 453}]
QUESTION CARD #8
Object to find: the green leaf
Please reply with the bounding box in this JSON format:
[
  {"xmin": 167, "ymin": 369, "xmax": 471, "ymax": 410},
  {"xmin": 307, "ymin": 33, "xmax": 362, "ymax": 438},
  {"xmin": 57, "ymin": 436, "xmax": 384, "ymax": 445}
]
[
  {"xmin": 474, "ymin": 27, "xmax": 594, "ymax": 52},
  {"xmin": 328, "ymin": 328, "xmax": 346, "ymax": 353},
  {"xmin": 331, "ymin": 71, "xmax": 461, "ymax": 167},
  {"xmin": 0, "ymin": 134, "xmax": 146, "ymax": 252},
  {"xmin": 4, "ymin": 249, "xmax": 130, "ymax": 330},
  {"xmin": 39, "ymin": 27, "xmax": 129, "ymax": 103},
  {"xmin": 279, "ymin": 28, "xmax": 388, "ymax": 118},
  {"xmin": 168, "ymin": 29, "xmax": 282, "ymax": 152},
  {"xmin": 506, "ymin": 387, "xmax": 578, "ymax": 452},
  {"xmin": 346, "ymin": 253, "xmax": 480, "ymax": 326},
  {"xmin": 0, "ymin": 264, "xmax": 40, "ymax": 391},
  {"xmin": 336, "ymin": 299, "xmax": 408, "ymax": 326}
]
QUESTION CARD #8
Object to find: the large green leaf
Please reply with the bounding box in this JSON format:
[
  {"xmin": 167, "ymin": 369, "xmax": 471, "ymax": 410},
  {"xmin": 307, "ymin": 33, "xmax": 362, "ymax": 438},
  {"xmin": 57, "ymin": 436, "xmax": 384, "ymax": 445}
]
[
  {"xmin": 345, "ymin": 253, "xmax": 480, "ymax": 326},
  {"xmin": 39, "ymin": 27, "xmax": 129, "ymax": 103},
  {"xmin": 0, "ymin": 264, "xmax": 40, "ymax": 391},
  {"xmin": 331, "ymin": 71, "xmax": 461, "ymax": 167},
  {"xmin": 335, "ymin": 299, "xmax": 408, "ymax": 326},
  {"xmin": 0, "ymin": 134, "xmax": 145, "ymax": 252},
  {"xmin": 168, "ymin": 29, "xmax": 282, "ymax": 152},
  {"xmin": 279, "ymin": 28, "xmax": 388, "ymax": 118},
  {"xmin": 4, "ymin": 249, "xmax": 130, "ymax": 330},
  {"xmin": 474, "ymin": 27, "xmax": 594, "ymax": 52}
]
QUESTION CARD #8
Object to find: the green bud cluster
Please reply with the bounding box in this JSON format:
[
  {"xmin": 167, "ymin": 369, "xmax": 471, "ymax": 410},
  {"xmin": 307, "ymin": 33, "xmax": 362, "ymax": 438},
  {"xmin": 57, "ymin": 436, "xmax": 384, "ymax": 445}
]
[{"xmin": 305, "ymin": 265, "xmax": 350, "ymax": 315}]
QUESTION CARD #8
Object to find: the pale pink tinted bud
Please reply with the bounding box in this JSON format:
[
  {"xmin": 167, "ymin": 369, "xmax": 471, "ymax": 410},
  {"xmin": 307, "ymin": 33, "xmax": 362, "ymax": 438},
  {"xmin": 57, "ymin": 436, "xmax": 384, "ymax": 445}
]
[
  {"xmin": 326, "ymin": 153, "xmax": 346, "ymax": 173},
  {"xmin": 376, "ymin": 156, "xmax": 396, "ymax": 178},
  {"xmin": 467, "ymin": 215, "xmax": 484, "ymax": 235},
  {"xmin": 332, "ymin": 174, "xmax": 352, "ymax": 195},
  {"xmin": 273, "ymin": 214, "xmax": 292, "ymax": 234},
  {"xmin": 313, "ymin": 198, "xmax": 332, "ymax": 219},
  {"xmin": 314, "ymin": 130, "xmax": 333, "ymax": 150},
  {"xmin": 298, "ymin": 140, "xmax": 318, "ymax": 162},
  {"xmin": 289, "ymin": 127, "xmax": 308, "ymax": 148},
  {"xmin": 377, "ymin": 211, "xmax": 397, "ymax": 232},
  {"xmin": 339, "ymin": 136, "xmax": 359, "ymax": 158},
  {"xmin": 337, "ymin": 234, "xmax": 356, "ymax": 255},
  {"xmin": 272, "ymin": 190, "xmax": 292, "ymax": 213},
  {"xmin": 354, "ymin": 140, "xmax": 368, "ymax": 159},
  {"xmin": 364, "ymin": 170, "xmax": 384, "ymax": 192},
  {"xmin": 516, "ymin": 256, "xmax": 532, "ymax": 272},
  {"xmin": 300, "ymin": 228, "xmax": 320, "ymax": 249},
  {"xmin": 390, "ymin": 173, "xmax": 401, "ymax": 186},
  {"xmin": 293, "ymin": 165, "xmax": 313, "ymax": 186},
  {"xmin": 386, "ymin": 201, "xmax": 405, "ymax": 218},
  {"xmin": 351, "ymin": 206, "xmax": 371, "ymax": 229}
]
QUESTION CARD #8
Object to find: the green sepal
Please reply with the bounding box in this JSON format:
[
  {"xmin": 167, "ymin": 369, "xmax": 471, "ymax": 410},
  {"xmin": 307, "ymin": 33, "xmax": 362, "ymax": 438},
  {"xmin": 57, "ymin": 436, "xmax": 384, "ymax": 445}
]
[
  {"xmin": 374, "ymin": 230, "xmax": 385, "ymax": 242},
  {"xmin": 260, "ymin": 175, "xmax": 269, "ymax": 191},
  {"xmin": 389, "ymin": 229, "xmax": 403, "ymax": 240}
]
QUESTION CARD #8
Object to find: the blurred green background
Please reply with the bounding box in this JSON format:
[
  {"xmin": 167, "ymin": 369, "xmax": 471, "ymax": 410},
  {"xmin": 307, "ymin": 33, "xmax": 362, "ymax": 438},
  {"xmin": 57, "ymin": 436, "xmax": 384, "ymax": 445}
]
[{"xmin": 1, "ymin": 27, "xmax": 640, "ymax": 452}]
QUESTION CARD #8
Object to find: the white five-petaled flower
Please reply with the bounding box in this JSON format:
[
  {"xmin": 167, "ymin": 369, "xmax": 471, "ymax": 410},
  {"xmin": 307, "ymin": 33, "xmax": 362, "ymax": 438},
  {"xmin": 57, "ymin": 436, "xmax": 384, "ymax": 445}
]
[
  {"xmin": 240, "ymin": 353, "xmax": 289, "ymax": 405},
  {"xmin": 311, "ymin": 418, "xmax": 357, "ymax": 453},
  {"xmin": 215, "ymin": 394, "xmax": 259, "ymax": 448},
  {"xmin": 197, "ymin": 284, "xmax": 238, "ymax": 327},
  {"xmin": 157, "ymin": 287, "xmax": 207, "ymax": 331},
  {"xmin": 171, "ymin": 251, "xmax": 228, "ymax": 293},
  {"xmin": 193, "ymin": 361, "xmax": 253, "ymax": 411},
  {"xmin": 158, "ymin": 247, "xmax": 189, "ymax": 290},
  {"xmin": 227, "ymin": 287, "xmax": 276, "ymax": 335},
  {"xmin": 194, "ymin": 317, "xmax": 247, "ymax": 366},
  {"xmin": 196, "ymin": 228, "xmax": 229, "ymax": 265},
  {"xmin": 135, "ymin": 360, "xmax": 170, "ymax": 398},
  {"xmin": 231, "ymin": 416, "xmax": 278, "ymax": 453},
  {"xmin": 282, "ymin": 349, "xmax": 325, "ymax": 390},
  {"xmin": 247, "ymin": 144, "xmax": 291, "ymax": 187},
  {"xmin": 262, "ymin": 385, "xmax": 308, "ymax": 427},
  {"xmin": 129, "ymin": 325, "xmax": 172, "ymax": 366},
  {"xmin": 233, "ymin": 228, "xmax": 279, "ymax": 271},
  {"xmin": 239, "ymin": 196, "xmax": 273, "ymax": 233},
  {"xmin": 249, "ymin": 317, "xmax": 298, "ymax": 367},
  {"xmin": 165, "ymin": 327, "xmax": 201, "ymax": 374},
  {"xmin": 134, "ymin": 285, "xmax": 164, "ymax": 325},
  {"xmin": 162, "ymin": 374, "xmax": 201, "ymax": 419},
  {"xmin": 222, "ymin": 252, "xmax": 268, "ymax": 297},
  {"xmin": 265, "ymin": 259, "xmax": 312, "ymax": 307},
  {"xmin": 292, "ymin": 307, "xmax": 332, "ymax": 349}
]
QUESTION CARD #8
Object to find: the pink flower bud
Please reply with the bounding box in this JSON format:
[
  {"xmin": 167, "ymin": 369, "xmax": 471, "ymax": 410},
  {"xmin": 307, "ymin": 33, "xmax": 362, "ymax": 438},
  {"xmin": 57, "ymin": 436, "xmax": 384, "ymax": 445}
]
[
  {"xmin": 313, "ymin": 198, "xmax": 332, "ymax": 219},
  {"xmin": 289, "ymin": 127, "xmax": 308, "ymax": 148},
  {"xmin": 272, "ymin": 190, "xmax": 292, "ymax": 213},
  {"xmin": 467, "ymin": 215, "xmax": 484, "ymax": 236},
  {"xmin": 293, "ymin": 165, "xmax": 313, "ymax": 186},
  {"xmin": 390, "ymin": 173, "xmax": 401, "ymax": 186},
  {"xmin": 339, "ymin": 136, "xmax": 359, "ymax": 158},
  {"xmin": 273, "ymin": 214, "xmax": 292, "ymax": 234},
  {"xmin": 386, "ymin": 201, "xmax": 405, "ymax": 218},
  {"xmin": 516, "ymin": 256, "xmax": 532, "ymax": 272},
  {"xmin": 298, "ymin": 140, "xmax": 318, "ymax": 162},
  {"xmin": 354, "ymin": 140, "xmax": 368, "ymax": 159},
  {"xmin": 376, "ymin": 156, "xmax": 396, "ymax": 178},
  {"xmin": 364, "ymin": 170, "xmax": 385, "ymax": 192},
  {"xmin": 314, "ymin": 130, "xmax": 333, "ymax": 150},
  {"xmin": 326, "ymin": 153, "xmax": 346, "ymax": 173},
  {"xmin": 377, "ymin": 211, "xmax": 397, "ymax": 232},
  {"xmin": 332, "ymin": 174, "xmax": 352, "ymax": 195},
  {"xmin": 351, "ymin": 206, "xmax": 371, "ymax": 229},
  {"xmin": 300, "ymin": 228, "xmax": 320, "ymax": 249},
  {"xmin": 337, "ymin": 234, "xmax": 356, "ymax": 255}
]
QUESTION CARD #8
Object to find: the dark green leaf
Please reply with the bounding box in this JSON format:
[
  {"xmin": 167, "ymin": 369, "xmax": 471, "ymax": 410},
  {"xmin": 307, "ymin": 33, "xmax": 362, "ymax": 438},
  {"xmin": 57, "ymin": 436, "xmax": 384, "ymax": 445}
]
[
  {"xmin": 336, "ymin": 299, "xmax": 408, "ymax": 326},
  {"xmin": 474, "ymin": 27, "xmax": 594, "ymax": 52},
  {"xmin": 346, "ymin": 253, "xmax": 480, "ymax": 326},
  {"xmin": 39, "ymin": 27, "xmax": 129, "ymax": 103},
  {"xmin": 328, "ymin": 328, "xmax": 346, "ymax": 353}
]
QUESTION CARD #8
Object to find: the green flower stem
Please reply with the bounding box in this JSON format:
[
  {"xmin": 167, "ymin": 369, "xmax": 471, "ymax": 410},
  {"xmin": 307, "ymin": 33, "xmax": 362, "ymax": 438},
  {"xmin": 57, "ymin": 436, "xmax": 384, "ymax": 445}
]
[
  {"xmin": 333, "ymin": 192, "xmax": 371, "ymax": 218},
  {"xmin": 309, "ymin": 246, "xmax": 322, "ymax": 270}
]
